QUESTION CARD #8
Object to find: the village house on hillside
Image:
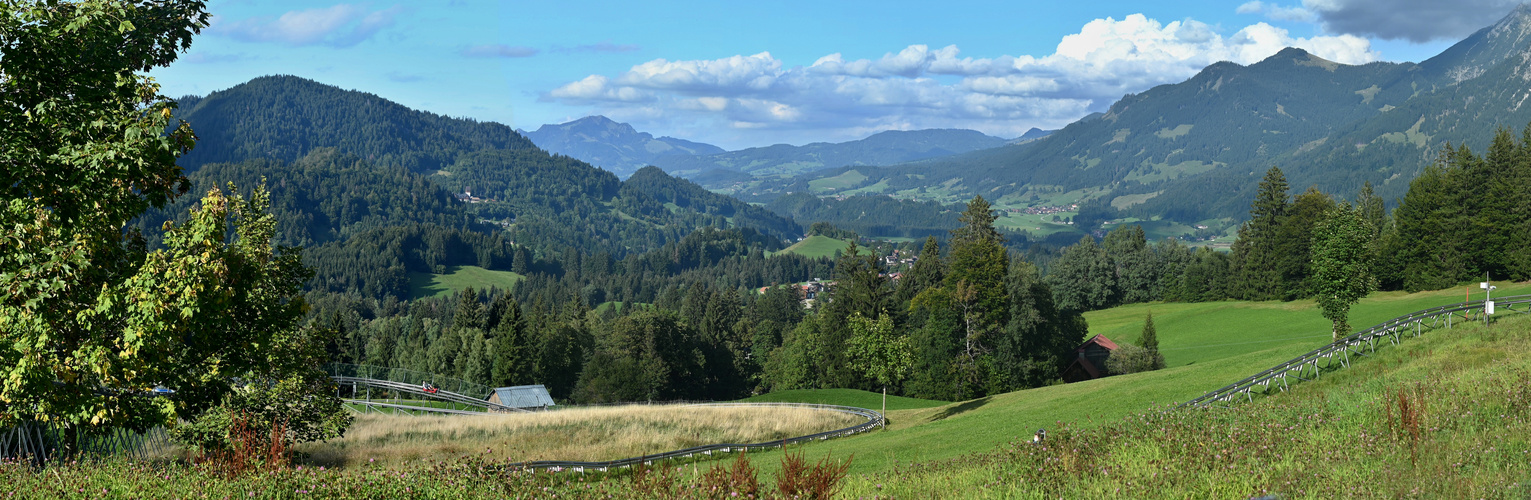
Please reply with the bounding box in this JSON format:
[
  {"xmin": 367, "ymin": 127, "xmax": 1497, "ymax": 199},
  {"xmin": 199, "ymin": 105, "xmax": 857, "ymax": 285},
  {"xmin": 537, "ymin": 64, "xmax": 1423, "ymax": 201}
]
[{"xmin": 1062, "ymin": 334, "xmax": 1119, "ymax": 383}]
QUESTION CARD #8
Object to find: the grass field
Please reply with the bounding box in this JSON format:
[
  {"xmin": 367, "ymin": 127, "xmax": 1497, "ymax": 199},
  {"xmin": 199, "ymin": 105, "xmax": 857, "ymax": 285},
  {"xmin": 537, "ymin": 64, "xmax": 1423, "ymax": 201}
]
[
  {"xmin": 300, "ymin": 405, "xmax": 860, "ymax": 468},
  {"xmin": 1084, "ymin": 281, "xmax": 1531, "ymax": 367},
  {"xmin": 739, "ymin": 388, "xmax": 948, "ymax": 411},
  {"xmin": 720, "ymin": 281, "xmax": 1531, "ymax": 476},
  {"xmin": 807, "ymin": 169, "xmax": 869, "ymax": 193},
  {"xmin": 408, "ymin": 265, "xmax": 525, "ymax": 299},
  {"xmin": 773, "ymin": 235, "xmax": 856, "ymax": 259},
  {"xmin": 839, "ymin": 306, "xmax": 1531, "ymax": 497}
]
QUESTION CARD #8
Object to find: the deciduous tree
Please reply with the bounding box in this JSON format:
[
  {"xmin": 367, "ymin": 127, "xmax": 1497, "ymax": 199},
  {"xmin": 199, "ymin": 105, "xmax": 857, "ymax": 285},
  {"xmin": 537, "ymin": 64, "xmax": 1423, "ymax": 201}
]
[{"xmin": 1312, "ymin": 204, "xmax": 1376, "ymax": 340}]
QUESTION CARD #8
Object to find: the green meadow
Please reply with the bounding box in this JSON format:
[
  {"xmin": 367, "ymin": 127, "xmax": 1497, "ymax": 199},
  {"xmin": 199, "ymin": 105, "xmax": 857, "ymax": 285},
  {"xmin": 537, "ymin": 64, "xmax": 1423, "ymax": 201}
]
[{"xmin": 408, "ymin": 265, "xmax": 525, "ymax": 299}]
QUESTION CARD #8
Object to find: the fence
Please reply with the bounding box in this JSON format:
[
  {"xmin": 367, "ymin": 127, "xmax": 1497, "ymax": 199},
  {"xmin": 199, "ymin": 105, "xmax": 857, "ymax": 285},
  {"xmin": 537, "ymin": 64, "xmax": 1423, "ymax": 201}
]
[{"xmin": 0, "ymin": 423, "xmax": 175, "ymax": 463}]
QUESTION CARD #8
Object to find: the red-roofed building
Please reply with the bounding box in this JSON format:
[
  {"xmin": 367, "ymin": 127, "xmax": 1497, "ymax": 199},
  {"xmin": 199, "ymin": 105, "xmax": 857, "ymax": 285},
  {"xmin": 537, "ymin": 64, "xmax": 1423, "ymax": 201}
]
[{"xmin": 1062, "ymin": 334, "xmax": 1120, "ymax": 383}]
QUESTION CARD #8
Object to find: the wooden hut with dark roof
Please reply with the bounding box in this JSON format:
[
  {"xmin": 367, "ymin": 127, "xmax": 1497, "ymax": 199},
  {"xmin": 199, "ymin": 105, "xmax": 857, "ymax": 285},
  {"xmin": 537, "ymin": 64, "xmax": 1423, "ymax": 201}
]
[{"xmin": 1062, "ymin": 334, "xmax": 1120, "ymax": 383}]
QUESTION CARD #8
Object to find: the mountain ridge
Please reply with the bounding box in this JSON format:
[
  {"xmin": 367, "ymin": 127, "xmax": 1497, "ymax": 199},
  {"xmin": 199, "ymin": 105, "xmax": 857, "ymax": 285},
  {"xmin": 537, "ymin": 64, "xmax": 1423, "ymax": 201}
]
[{"xmin": 742, "ymin": 8, "xmax": 1531, "ymax": 227}]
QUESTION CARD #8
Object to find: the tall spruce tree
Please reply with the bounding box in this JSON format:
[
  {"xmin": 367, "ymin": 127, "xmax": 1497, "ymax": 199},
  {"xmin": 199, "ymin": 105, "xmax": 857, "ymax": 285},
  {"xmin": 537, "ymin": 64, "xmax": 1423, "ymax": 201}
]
[
  {"xmin": 1230, "ymin": 167, "xmax": 1290, "ymax": 300},
  {"xmin": 946, "ymin": 196, "xmax": 1009, "ymax": 330},
  {"xmin": 1138, "ymin": 312, "xmax": 1165, "ymax": 370},
  {"xmin": 1275, "ymin": 188, "xmax": 1337, "ymax": 300},
  {"xmin": 490, "ymin": 297, "xmax": 530, "ymax": 387},
  {"xmin": 896, "ymin": 236, "xmax": 946, "ymax": 305}
]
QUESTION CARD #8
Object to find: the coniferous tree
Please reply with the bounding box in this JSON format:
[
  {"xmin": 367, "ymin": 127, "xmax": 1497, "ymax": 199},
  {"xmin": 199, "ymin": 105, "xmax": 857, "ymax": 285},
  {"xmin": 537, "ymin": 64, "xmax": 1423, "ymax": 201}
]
[
  {"xmin": 993, "ymin": 259, "xmax": 1075, "ymax": 389},
  {"xmin": 490, "ymin": 297, "xmax": 531, "ymax": 387},
  {"xmin": 896, "ymin": 236, "xmax": 946, "ymax": 305},
  {"xmin": 1230, "ymin": 167, "xmax": 1289, "ymax": 300},
  {"xmin": 1391, "ymin": 160, "xmax": 1468, "ymax": 291},
  {"xmin": 946, "ymin": 196, "xmax": 1009, "ymax": 339},
  {"xmin": 1275, "ymin": 187, "xmax": 1337, "ymax": 300},
  {"xmin": 1139, "ymin": 312, "xmax": 1165, "ymax": 370}
]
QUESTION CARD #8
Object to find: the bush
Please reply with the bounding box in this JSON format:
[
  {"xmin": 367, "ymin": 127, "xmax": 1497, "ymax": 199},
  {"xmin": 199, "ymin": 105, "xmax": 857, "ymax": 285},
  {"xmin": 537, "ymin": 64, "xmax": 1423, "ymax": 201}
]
[{"xmin": 1105, "ymin": 344, "xmax": 1165, "ymax": 375}]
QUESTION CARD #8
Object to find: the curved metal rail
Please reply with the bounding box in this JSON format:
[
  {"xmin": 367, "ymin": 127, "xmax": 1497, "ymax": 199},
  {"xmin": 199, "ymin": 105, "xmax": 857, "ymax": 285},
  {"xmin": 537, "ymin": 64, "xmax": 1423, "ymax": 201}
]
[
  {"xmin": 341, "ymin": 398, "xmax": 498, "ymax": 416},
  {"xmin": 1179, "ymin": 294, "xmax": 1531, "ymax": 409},
  {"xmin": 330, "ymin": 375, "xmax": 530, "ymax": 414},
  {"xmin": 500, "ymin": 402, "xmax": 883, "ymax": 472}
]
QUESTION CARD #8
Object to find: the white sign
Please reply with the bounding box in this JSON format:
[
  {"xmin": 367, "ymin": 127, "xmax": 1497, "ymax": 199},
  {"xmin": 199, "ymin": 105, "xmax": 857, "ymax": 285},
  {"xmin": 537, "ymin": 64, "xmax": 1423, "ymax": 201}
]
[{"xmin": 1486, "ymin": 300, "xmax": 1495, "ymax": 315}]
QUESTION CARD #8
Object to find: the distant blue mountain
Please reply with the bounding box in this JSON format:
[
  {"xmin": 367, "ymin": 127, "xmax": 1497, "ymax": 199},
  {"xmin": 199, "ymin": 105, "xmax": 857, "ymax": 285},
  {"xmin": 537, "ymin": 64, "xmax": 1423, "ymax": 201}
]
[{"xmin": 521, "ymin": 116, "xmax": 725, "ymax": 177}]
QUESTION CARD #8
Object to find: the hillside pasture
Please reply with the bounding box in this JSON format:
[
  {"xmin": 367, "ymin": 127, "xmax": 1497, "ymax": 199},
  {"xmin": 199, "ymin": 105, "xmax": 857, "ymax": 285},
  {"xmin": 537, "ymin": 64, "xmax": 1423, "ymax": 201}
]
[
  {"xmin": 408, "ymin": 265, "xmax": 525, "ymax": 299},
  {"xmin": 772, "ymin": 235, "xmax": 856, "ymax": 259},
  {"xmin": 736, "ymin": 283, "xmax": 1531, "ymax": 475}
]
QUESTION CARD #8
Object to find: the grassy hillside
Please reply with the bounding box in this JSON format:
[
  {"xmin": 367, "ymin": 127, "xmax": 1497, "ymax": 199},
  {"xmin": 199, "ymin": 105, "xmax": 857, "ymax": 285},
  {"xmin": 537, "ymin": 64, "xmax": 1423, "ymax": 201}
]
[
  {"xmin": 732, "ymin": 282, "xmax": 1531, "ymax": 476},
  {"xmin": 772, "ymin": 235, "xmax": 854, "ymax": 259},
  {"xmin": 1084, "ymin": 281, "xmax": 1531, "ymax": 367},
  {"xmin": 841, "ymin": 306, "xmax": 1531, "ymax": 497},
  {"xmin": 739, "ymin": 389, "xmax": 948, "ymax": 411},
  {"xmin": 408, "ymin": 265, "xmax": 525, "ymax": 299}
]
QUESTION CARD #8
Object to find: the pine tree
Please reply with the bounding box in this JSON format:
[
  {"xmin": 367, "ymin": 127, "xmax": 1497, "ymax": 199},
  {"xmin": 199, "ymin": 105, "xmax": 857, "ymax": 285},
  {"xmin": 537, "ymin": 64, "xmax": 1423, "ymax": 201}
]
[
  {"xmin": 490, "ymin": 297, "xmax": 529, "ymax": 387},
  {"xmin": 1230, "ymin": 167, "xmax": 1289, "ymax": 300},
  {"xmin": 896, "ymin": 236, "xmax": 946, "ymax": 305},
  {"xmin": 1275, "ymin": 188, "xmax": 1337, "ymax": 300},
  {"xmin": 1138, "ymin": 312, "xmax": 1165, "ymax": 370},
  {"xmin": 946, "ymin": 196, "xmax": 1009, "ymax": 330}
]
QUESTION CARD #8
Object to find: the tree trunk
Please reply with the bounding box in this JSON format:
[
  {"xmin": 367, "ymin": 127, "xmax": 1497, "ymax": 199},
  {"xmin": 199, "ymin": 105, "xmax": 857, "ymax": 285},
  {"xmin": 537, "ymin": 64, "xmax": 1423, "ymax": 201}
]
[{"xmin": 881, "ymin": 386, "xmax": 887, "ymax": 429}]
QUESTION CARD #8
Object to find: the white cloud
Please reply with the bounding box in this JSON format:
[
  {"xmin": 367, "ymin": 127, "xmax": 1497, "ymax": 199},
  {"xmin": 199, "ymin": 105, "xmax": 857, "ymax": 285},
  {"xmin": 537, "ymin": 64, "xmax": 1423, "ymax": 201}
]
[
  {"xmin": 546, "ymin": 14, "xmax": 1379, "ymax": 146},
  {"xmin": 211, "ymin": 4, "xmax": 402, "ymax": 48}
]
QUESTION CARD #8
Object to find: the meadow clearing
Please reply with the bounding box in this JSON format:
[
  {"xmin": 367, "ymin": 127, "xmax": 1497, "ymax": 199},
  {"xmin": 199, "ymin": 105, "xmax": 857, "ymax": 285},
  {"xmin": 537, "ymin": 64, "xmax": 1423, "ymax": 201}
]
[{"xmin": 299, "ymin": 404, "xmax": 862, "ymax": 468}]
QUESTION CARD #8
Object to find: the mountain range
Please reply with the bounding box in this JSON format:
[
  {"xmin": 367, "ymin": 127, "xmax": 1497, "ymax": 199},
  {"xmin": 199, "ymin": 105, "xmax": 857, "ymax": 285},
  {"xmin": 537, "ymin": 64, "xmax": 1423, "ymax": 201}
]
[
  {"xmin": 521, "ymin": 115, "xmax": 1014, "ymax": 182},
  {"xmin": 730, "ymin": 6, "xmax": 1531, "ymax": 225},
  {"xmin": 519, "ymin": 116, "xmax": 725, "ymax": 178},
  {"xmin": 167, "ymin": 6, "xmax": 1531, "ymax": 253},
  {"xmin": 648, "ymin": 128, "xmax": 1011, "ymax": 180}
]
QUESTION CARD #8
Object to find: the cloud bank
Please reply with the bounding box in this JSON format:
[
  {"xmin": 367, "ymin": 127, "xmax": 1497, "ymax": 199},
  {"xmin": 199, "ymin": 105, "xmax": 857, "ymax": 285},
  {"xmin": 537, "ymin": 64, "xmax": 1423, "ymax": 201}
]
[
  {"xmin": 1240, "ymin": 0, "xmax": 1522, "ymax": 43},
  {"xmin": 546, "ymin": 15, "xmax": 1377, "ymax": 145}
]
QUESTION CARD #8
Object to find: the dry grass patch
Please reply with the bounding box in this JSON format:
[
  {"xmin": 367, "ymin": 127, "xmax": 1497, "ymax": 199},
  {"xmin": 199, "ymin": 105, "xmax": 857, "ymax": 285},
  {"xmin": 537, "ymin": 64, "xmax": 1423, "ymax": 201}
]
[{"xmin": 301, "ymin": 404, "xmax": 861, "ymax": 468}]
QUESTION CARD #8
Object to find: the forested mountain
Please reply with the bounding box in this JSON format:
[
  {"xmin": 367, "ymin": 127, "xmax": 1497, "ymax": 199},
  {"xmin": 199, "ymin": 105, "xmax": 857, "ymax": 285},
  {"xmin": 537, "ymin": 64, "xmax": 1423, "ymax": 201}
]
[
  {"xmin": 521, "ymin": 116, "xmax": 725, "ymax": 178},
  {"xmin": 765, "ymin": 192, "xmax": 964, "ymax": 239},
  {"xmin": 750, "ymin": 6, "xmax": 1531, "ymax": 225},
  {"xmin": 168, "ymin": 77, "xmax": 802, "ymax": 260},
  {"xmin": 173, "ymin": 75, "xmax": 536, "ymax": 173},
  {"xmin": 651, "ymin": 128, "xmax": 1009, "ymax": 182}
]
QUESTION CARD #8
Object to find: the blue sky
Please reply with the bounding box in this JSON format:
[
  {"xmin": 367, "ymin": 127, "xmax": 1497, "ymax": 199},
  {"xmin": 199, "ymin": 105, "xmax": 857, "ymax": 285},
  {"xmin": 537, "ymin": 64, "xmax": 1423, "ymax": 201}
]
[{"xmin": 150, "ymin": 0, "xmax": 1520, "ymax": 150}]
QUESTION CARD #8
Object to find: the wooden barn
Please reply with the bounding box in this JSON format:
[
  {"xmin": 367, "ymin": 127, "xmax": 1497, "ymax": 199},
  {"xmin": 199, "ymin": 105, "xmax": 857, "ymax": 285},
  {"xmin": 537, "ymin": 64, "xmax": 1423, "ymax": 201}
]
[
  {"xmin": 487, "ymin": 385, "xmax": 556, "ymax": 411},
  {"xmin": 1062, "ymin": 334, "xmax": 1119, "ymax": 383}
]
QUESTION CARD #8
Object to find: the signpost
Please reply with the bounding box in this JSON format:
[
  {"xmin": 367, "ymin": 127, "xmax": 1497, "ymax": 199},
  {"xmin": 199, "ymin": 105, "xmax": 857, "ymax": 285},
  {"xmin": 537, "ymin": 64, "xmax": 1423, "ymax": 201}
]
[{"xmin": 1481, "ymin": 280, "xmax": 1497, "ymax": 326}]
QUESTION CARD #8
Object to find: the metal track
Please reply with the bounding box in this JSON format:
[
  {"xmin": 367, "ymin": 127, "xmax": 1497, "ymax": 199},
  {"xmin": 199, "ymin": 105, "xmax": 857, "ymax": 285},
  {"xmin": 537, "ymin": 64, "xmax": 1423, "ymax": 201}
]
[
  {"xmin": 330, "ymin": 376, "xmax": 529, "ymax": 413},
  {"xmin": 1179, "ymin": 294, "xmax": 1531, "ymax": 409}
]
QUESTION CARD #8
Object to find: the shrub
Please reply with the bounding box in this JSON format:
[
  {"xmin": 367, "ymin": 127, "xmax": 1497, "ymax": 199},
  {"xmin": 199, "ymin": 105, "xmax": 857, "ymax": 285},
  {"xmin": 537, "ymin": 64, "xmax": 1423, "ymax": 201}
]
[{"xmin": 1105, "ymin": 343, "xmax": 1164, "ymax": 375}]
